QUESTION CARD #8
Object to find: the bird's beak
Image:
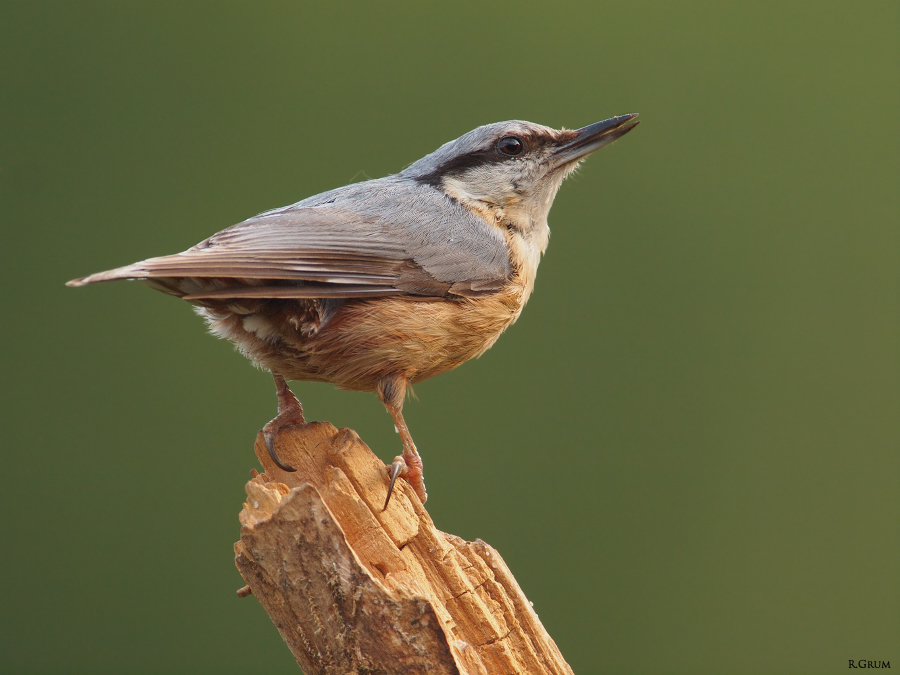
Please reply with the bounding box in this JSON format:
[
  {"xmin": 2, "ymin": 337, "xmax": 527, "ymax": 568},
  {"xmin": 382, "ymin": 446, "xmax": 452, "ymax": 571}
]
[{"xmin": 551, "ymin": 113, "xmax": 640, "ymax": 168}]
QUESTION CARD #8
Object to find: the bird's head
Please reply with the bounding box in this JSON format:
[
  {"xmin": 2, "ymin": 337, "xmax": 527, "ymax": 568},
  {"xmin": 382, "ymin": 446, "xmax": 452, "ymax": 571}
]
[{"xmin": 402, "ymin": 115, "xmax": 639, "ymax": 234}]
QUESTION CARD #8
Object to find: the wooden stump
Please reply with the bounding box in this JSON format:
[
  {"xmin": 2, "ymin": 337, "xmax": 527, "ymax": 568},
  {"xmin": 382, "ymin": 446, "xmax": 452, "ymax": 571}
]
[{"xmin": 234, "ymin": 422, "xmax": 574, "ymax": 675}]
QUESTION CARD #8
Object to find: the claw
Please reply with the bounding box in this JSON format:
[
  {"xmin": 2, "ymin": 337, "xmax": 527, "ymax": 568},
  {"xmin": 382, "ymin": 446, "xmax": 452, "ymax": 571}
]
[
  {"xmin": 265, "ymin": 431, "xmax": 298, "ymax": 472},
  {"xmin": 383, "ymin": 456, "xmax": 407, "ymax": 510},
  {"xmin": 261, "ymin": 372, "xmax": 303, "ymax": 472}
]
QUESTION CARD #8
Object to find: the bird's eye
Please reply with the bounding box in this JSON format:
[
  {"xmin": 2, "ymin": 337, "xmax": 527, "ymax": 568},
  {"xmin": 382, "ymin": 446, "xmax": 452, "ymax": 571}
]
[{"xmin": 498, "ymin": 136, "xmax": 524, "ymax": 156}]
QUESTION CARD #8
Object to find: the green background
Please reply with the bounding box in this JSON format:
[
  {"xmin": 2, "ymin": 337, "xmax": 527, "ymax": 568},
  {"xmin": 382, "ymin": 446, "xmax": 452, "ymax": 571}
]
[{"xmin": 2, "ymin": 2, "xmax": 896, "ymax": 673}]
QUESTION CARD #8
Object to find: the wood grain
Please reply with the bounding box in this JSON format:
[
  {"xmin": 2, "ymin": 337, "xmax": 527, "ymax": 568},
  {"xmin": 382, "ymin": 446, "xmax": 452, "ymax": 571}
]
[{"xmin": 234, "ymin": 422, "xmax": 574, "ymax": 675}]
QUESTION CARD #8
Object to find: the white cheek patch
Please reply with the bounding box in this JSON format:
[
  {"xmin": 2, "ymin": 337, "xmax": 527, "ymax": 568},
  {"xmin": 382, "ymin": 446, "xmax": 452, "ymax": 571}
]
[
  {"xmin": 441, "ymin": 175, "xmax": 489, "ymax": 205},
  {"xmin": 442, "ymin": 166, "xmax": 518, "ymax": 205}
]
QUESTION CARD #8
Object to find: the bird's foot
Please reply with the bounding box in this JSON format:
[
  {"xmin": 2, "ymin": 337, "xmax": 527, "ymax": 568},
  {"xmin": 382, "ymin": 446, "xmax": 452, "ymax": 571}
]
[
  {"xmin": 383, "ymin": 451, "xmax": 427, "ymax": 509},
  {"xmin": 262, "ymin": 379, "xmax": 306, "ymax": 472}
]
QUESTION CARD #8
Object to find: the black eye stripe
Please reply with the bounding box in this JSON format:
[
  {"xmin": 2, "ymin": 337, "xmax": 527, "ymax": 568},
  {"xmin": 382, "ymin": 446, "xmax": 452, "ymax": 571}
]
[{"xmin": 415, "ymin": 134, "xmax": 539, "ymax": 186}]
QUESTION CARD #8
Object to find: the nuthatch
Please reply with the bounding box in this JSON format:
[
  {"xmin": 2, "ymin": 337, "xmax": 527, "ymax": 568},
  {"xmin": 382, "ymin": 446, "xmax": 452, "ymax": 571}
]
[{"xmin": 69, "ymin": 114, "xmax": 639, "ymax": 508}]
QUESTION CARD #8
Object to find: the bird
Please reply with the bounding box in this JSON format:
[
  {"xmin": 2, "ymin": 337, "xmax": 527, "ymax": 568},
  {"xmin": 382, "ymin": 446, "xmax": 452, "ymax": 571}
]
[{"xmin": 68, "ymin": 114, "xmax": 639, "ymax": 508}]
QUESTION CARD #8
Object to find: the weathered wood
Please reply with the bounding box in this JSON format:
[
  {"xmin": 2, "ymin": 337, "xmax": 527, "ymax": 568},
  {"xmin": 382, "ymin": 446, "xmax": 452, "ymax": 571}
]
[{"xmin": 234, "ymin": 422, "xmax": 574, "ymax": 675}]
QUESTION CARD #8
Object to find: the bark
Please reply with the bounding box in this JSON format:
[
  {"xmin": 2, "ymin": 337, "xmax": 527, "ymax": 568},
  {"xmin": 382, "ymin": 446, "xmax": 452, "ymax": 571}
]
[{"xmin": 234, "ymin": 421, "xmax": 574, "ymax": 675}]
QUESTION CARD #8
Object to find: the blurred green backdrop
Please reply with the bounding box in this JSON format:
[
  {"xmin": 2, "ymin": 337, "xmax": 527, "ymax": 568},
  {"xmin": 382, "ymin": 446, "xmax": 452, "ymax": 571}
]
[{"xmin": 1, "ymin": 2, "xmax": 897, "ymax": 673}]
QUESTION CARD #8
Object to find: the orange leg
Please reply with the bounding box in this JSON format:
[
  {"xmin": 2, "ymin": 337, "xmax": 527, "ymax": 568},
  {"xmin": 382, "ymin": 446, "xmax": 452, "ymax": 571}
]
[
  {"xmin": 262, "ymin": 372, "xmax": 305, "ymax": 472},
  {"xmin": 377, "ymin": 374, "xmax": 427, "ymax": 508}
]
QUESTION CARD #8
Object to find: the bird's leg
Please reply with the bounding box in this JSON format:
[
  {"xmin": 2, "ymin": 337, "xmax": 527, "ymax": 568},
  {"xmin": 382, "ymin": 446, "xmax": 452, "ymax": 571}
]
[
  {"xmin": 262, "ymin": 372, "xmax": 305, "ymax": 472},
  {"xmin": 377, "ymin": 374, "xmax": 427, "ymax": 508}
]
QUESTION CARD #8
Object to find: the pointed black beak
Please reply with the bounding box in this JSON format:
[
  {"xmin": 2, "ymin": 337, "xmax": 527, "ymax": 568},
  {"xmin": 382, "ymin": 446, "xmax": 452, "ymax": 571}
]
[{"xmin": 551, "ymin": 113, "xmax": 640, "ymax": 168}]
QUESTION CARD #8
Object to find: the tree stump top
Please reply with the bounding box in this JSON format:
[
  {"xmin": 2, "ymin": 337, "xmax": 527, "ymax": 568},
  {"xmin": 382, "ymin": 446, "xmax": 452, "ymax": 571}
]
[{"xmin": 234, "ymin": 422, "xmax": 574, "ymax": 675}]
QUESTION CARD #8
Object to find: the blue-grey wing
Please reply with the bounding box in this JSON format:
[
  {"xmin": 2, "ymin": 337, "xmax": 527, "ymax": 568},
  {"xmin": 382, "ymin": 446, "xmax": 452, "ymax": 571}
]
[{"xmin": 67, "ymin": 177, "xmax": 511, "ymax": 299}]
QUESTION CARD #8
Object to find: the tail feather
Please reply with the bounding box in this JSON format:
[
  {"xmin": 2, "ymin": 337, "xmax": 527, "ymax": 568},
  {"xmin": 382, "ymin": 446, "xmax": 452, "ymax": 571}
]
[{"xmin": 66, "ymin": 263, "xmax": 150, "ymax": 287}]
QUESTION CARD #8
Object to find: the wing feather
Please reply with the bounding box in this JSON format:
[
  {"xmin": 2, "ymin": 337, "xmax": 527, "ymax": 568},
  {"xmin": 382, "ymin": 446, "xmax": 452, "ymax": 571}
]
[{"xmin": 67, "ymin": 177, "xmax": 511, "ymax": 300}]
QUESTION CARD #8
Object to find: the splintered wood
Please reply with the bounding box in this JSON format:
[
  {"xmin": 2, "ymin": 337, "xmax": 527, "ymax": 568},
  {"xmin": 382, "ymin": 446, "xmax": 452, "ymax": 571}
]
[{"xmin": 234, "ymin": 422, "xmax": 574, "ymax": 675}]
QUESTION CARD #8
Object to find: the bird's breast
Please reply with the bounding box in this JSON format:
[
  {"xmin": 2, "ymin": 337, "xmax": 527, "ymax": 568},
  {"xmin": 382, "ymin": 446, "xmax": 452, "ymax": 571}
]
[
  {"xmin": 297, "ymin": 273, "xmax": 531, "ymax": 388},
  {"xmin": 199, "ymin": 272, "xmax": 533, "ymax": 392}
]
